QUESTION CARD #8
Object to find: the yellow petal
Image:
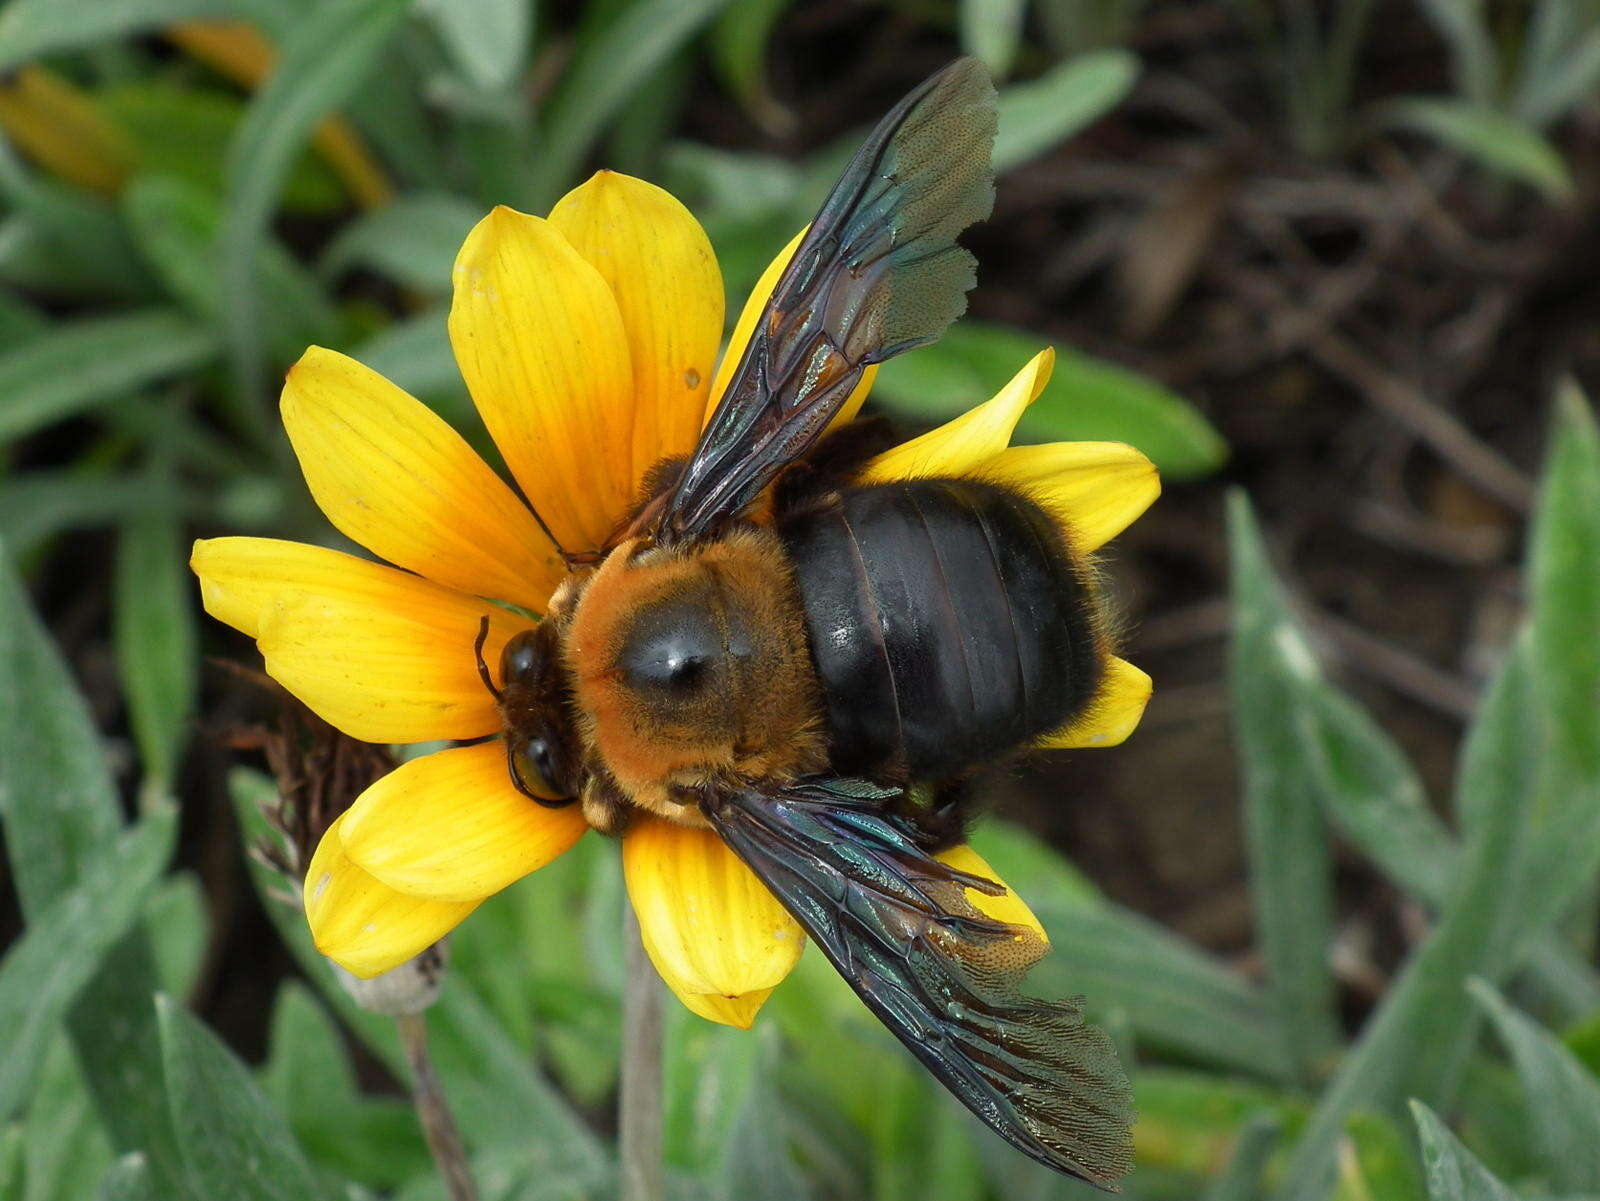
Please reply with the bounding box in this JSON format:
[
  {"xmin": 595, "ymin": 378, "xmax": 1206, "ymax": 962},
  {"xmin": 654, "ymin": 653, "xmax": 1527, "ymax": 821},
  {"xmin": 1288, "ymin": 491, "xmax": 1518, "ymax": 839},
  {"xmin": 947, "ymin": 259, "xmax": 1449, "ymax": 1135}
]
[
  {"xmin": 340, "ymin": 742, "xmax": 587, "ymax": 902},
  {"xmin": 935, "ymin": 843, "xmax": 1048, "ymax": 943},
  {"xmin": 549, "ymin": 172, "xmax": 723, "ymax": 481},
  {"xmin": 281, "ymin": 346, "xmax": 564, "ymax": 610},
  {"xmin": 190, "ymin": 537, "xmax": 526, "ymax": 743},
  {"xmin": 450, "ymin": 206, "xmax": 636, "ymax": 552},
  {"xmin": 257, "ymin": 588, "xmax": 524, "ymax": 746},
  {"xmin": 666, "ymin": 984, "xmax": 775, "ymax": 1030},
  {"xmin": 709, "ymin": 226, "xmax": 876, "ymax": 434},
  {"xmin": 863, "ymin": 348, "xmax": 1055, "ymax": 482},
  {"xmin": 192, "ymin": 536, "xmax": 415, "ymax": 640},
  {"xmin": 305, "ymin": 813, "xmax": 479, "ymax": 979},
  {"xmin": 979, "ymin": 441, "xmax": 1159, "ymax": 553},
  {"xmin": 1037, "ymin": 656, "xmax": 1152, "ymax": 749},
  {"xmin": 623, "ymin": 817, "xmax": 803, "ymax": 1027}
]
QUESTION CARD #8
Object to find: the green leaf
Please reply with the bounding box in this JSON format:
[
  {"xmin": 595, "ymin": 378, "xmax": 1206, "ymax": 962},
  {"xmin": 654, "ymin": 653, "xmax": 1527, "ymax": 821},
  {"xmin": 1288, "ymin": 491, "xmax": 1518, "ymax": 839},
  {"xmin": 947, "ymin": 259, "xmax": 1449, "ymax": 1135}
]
[
  {"xmin": 20, "ymin": 1038, "xmax": 115, "ymax": 1201},
  {"xmin": 1412, "ymin": 0, "xmax": 1500, "ymax": 106},
  {"xmin": 871, "ymin": 321, "xmax": 1226, "ymax": 479},
  {"xmin": 0, "ymin": 807, "xmax": 175, "ymax": 1122},
  {"xmin": 1383, "ymin": 98, "xmax": 1573, "ymax": 198},
  {"xmin": 1228, "ymin": 494, "xmax": 1341, "ymax": 1083},
  {"xmin": 1409, "ymin": 1101, "xmax": 1519, "ymax": 1201},
  {"xmin": 1515, "ymin": 24, "xmax": 1600, "ymax": 129},
  {"xmin": 663, "ymin": 1004, "xmax": 762, "ymax": 1179},
  {"xmin": 123, "ymin": 175, "xmax": 339, "ymax": 362},
  {"xmin": 0, "ymin": 546, "xmax": 189, "ymax": 1196},
  {"xmin": 0, "ymin": 0, "xmax": 262, "ymax": 71},
  {"xmin": 320, "ymin": 192, "xmax": 481, "ymax": 294},
  {"xmin": 0, "ymin": 139, "xmax": 153, "ymax": 301},
  {"xmin": 1472, "ymin": 980, "xmax": 1600, "ymax": 1191},
  {"xmin": 960, "ymin": 0, "xmax": 1027, "ymax": 79},
  {"xmin": 418, "ymin": 0, "xmax": 532, "ymax": 90},
  {"xmin": 98, "ymin": 1154, "xmax": 158, "ymax": 1201},
  {"xmin": 1203, "ymin": 1113, "xmax": 1282, "ymax": 1201},
  {"xmin": 1273, "ymin": 641, "xmax": 1538, "ymax": 1200},
  {"xmin": 146, "ymin": 872, "xmax": 209, "ymax": 996},
  {"xmin": 993, "ymin": 50, "xmax": 1140, "ymax": 172},
  {"xmin": 0, "ymin": 0, "xmax": 257, "ymax": 67},
  {"xmin": 102, "ymin": 84, "xmax": 346, "ymax": 213},
  {"xmin": 1303, "ymin": 686, "xmax": 1456, "ymax": 906},
  {"xmin": 263, "ymin": 982, "xmax": 430, "ymax": 1188},
  {"xmin": 221, "ymin": 0, "xmax": 411, "ymax": 421},
  {"xmin": 708, "ymin": 0, "xmax": 793, "ymax": 131},
  {"xmin": 529, "ymin": 0, "xmax": 738, "ymax": 208},
  {"xmin": 0, "ymin": 1128, "xmax": 20, "ymax": 1200},
  {"xmin": 0, "ymin": 544, "xmax": 122, "ymax": 907},
  {"xmin": 0, "ymin": 472, "xmax": 168, "ymax": 560},
  {"xmin": 1529, "ymin": 383, "xmax": 1600, "ymax": 779},
  {"xmin": 157, "ymin": 995, "xmax": 326, "ymax": 1201},
  {"xmin": 114, "ymin": 498, "xmax": 196, "ymax": 796},
  {"xmin": 0, "ymin": 311, "xmax": 216, "ymax": 447},
  {"xmin": 1334, "ymin": 1111, "xmax": 1428, "ymax": 1201}
]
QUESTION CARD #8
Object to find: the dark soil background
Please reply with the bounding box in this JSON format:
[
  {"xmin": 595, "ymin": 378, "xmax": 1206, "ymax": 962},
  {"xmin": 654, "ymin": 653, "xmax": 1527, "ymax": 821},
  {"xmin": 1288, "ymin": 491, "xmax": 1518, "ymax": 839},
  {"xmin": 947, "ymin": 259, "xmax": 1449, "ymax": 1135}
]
[{"xmin": 14, "ymin": 0, "xmax": 1600, "ymax": 1060}]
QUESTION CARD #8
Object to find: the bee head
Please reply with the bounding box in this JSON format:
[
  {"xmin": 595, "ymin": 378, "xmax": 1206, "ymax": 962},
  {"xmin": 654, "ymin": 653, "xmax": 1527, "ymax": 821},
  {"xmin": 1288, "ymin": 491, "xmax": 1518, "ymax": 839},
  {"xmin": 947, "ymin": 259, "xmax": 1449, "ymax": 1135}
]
[{"xmin": 481, "ymin": 621, "xmax": 582, "ymax": 807}]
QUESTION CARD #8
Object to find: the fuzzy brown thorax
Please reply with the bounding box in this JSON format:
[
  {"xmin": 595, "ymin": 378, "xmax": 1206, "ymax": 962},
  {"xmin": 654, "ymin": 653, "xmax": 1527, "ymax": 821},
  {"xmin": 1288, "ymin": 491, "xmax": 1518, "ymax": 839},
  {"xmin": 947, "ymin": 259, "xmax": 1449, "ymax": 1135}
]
[{"xmin": 562, "ymin": 527, "xmax": 826, "ymax": 829}]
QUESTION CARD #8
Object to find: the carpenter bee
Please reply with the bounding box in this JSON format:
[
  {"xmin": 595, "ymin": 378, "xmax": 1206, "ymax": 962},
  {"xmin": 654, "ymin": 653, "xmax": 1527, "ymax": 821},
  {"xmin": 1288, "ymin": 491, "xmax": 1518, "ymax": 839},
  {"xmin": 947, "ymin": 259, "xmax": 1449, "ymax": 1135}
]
[{"xmin": 478, "ymin": 59, "xmax": 1135, "ymax": 1189}]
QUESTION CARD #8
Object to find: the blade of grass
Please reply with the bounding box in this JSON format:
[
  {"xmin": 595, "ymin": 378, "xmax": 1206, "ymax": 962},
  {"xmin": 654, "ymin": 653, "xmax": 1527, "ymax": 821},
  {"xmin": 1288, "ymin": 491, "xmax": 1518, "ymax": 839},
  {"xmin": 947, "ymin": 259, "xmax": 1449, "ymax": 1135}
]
[
  {"xmin": 1409, "ymin": 1102, "xmax": 1519, "ymax": 1201},
  {"xmin": 114, "ymin": 487, "xmax": 196, "ymax": 801},
  {"xmin": 0, "ymin": 310, "xmax": 216, "ymax": 446},
  {"xmin": 528, "ymin": 0, "xmax": 737, "ymax": 209},
  {"xmin": 221, "ymin": 0, "xmax": 410, "ymax": 440},
  {"xmin": 418, "ymin": 0, "xmax": 532, "ymax": 91},
  {"xmin": 1202, "ymin": 1114, "xmax": 1282, "ymax": 1201},
  {"xmin": 1228, "ymin": 493, "xmax": 1341, "ymax": 1084},
  {"xmin": 1471, "ymin": 980, "xmax": 1600, "ymax": 1192},
  {"xmin": 0, "ymin": 806, "xmax": 175, "ymax": 1122},
  {"xmin": 1382, "ymin": 98, "xmax": 1573, "ymax": 199},
  {"xmin": 1272, "ymin": 638, "xmax": 1538, "ymax": 1201},
  {"xmin": 993, "ymin": 49, "xmax": 1139, "ymax": 171},
  {"xmin": 960, "ymin": 0, "xmax": 1028, "ymax": 78},
  {"xmin": 1529, "ymin": 382, "xmax": 1600, "ymax": 782},
  {"xmin": 157, "ymin": 995, "xmax": 327, "ymax": 1201},
  {"xmin": 320, "ymin": 191, "xmax": 480, "ymax": 294},
  {"xmin": 0, "ymin": 0, "xmax": 262, "ymax": 71},
  {"xmin": 0, "ymin": 544, "xmax": 192, "ymax": 1196}
]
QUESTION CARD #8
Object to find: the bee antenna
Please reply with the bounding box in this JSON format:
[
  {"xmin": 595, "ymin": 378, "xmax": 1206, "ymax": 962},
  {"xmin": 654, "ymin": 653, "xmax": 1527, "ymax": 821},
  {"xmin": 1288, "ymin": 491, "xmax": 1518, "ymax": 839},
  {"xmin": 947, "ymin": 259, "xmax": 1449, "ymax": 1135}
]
[
  {"xmin": 473, "ymin": 616, "xmax": 503, "ymax": 702},
  {"xmin": 523, "ymin": 497, "xmax": 589, "ymax": 570}
]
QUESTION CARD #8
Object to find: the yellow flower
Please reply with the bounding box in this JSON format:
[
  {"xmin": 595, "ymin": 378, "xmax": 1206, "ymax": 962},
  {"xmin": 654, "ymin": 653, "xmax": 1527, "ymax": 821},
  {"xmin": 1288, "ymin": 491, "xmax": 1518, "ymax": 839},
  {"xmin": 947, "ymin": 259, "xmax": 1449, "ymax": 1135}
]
[{"xmin": 191, "ymin": 171, "xmax": 1158, "ymax": 1027}]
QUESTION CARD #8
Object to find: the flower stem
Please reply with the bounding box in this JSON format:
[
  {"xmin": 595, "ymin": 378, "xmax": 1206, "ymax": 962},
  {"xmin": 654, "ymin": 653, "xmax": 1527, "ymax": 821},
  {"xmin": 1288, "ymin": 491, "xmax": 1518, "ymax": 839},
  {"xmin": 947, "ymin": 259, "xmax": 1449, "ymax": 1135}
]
[
  {"xmin": 396, "ymin": 1012, "xmax": 479, "ymax": 1201},
  {"xmin": 620, "ymin": 905, "xmax": 665, "ymax": 1201}
]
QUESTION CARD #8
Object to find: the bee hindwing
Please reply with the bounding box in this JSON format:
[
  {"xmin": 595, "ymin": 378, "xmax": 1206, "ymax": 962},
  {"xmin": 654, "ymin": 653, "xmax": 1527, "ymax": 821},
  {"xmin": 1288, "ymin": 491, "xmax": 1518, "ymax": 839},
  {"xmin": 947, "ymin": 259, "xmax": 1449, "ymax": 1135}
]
[{"xmin": 699, "ymin": 777, "xmax": 1135, "ymax": 1191}]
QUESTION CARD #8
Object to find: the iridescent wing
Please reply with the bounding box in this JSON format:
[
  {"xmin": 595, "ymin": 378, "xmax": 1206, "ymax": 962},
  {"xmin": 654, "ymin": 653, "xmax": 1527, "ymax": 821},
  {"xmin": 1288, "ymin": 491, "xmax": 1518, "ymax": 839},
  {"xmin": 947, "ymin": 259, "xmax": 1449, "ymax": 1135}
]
[
  {"xmin": 699, "ymin": 777, "xmax": 1135, "ymax": 1191},
  {"xmin": 656, "ymin": 58, "xmax": 996, "ymax": 544}
]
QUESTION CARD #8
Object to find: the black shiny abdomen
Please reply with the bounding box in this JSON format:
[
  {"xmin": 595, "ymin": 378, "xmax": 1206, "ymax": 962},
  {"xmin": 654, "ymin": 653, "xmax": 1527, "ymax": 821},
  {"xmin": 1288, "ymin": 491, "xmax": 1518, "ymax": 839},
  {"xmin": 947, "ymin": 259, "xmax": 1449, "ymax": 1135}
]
[{"xmin": 778, "ymin": 478, "xmax": 1101, "ymax": 780}]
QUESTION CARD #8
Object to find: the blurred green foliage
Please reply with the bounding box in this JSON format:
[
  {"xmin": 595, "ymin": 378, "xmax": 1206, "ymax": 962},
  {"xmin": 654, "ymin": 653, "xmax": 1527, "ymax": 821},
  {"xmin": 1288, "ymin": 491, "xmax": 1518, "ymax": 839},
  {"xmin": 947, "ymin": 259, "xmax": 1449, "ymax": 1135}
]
[{"xmin": 1, "ymin": 2, "xmax": 1599, "ymax": 1200}]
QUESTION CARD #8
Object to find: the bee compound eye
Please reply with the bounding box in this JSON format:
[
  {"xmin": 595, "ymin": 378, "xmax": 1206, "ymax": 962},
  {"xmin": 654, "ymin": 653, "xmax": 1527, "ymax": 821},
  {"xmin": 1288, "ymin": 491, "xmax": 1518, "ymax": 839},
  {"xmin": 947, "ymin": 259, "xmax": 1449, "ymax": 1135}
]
[
  {"xmin": 510, "ymin": 736, "xmax": 568, "ymax": 802},
  {"xmin": 499, "ymin": 629, "xmax": 542, "ymax": 684}
]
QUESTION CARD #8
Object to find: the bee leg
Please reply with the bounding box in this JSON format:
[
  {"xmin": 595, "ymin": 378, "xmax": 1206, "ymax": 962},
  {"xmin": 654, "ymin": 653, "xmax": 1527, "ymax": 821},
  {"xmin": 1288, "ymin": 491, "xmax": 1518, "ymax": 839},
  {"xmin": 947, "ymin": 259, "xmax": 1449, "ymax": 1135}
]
[
  {"xmin": 909, "ymin": 776, "xmax": 987, "ymax": 852},
  {"xmin": 580, "ymin": 767, "xmax": 635, "ymax": 837},
  {"xmin": 773, "ymin": 417, "xmax": 901, "ymax": 518}
]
